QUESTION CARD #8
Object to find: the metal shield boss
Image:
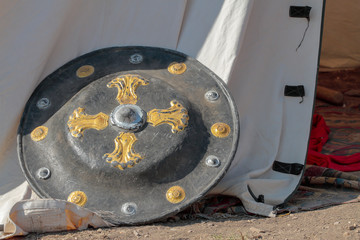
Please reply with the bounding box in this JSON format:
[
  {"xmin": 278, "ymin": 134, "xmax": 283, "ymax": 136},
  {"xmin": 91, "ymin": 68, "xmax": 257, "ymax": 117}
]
[{"xmin": 18, "ymin": 47, "xmax": 239, "ymax": 224}]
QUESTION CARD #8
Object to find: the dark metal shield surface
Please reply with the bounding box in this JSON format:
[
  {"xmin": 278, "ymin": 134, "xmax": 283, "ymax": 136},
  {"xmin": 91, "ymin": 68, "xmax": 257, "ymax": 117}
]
[{"xmin": 18, "ymin": 47, "xmax": 239, "ymax": 224}]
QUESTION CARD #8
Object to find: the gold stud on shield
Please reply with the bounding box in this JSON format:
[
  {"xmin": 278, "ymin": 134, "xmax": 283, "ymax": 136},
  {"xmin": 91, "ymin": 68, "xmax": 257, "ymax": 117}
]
[
  {"xmin": 166, "ymin": 186, "xmax": 186, "ymax": 204},
  {"xmin": 67, "ymin": 191, "xmax": 87, "ymax": 207},
  {"xmin": 30, "ymin": 126, "xmax": 48, "ymax": 142},
  {"xmin": 168, "ymin": 62, "xmax": 187, "ymax": 75},
  {"xmin": 211, "ymin": 123, "xmax": 231, "ymax": 138},
  {"xmin": 76, "ymin": 65, "xmax": 95, "ymax": 78}
]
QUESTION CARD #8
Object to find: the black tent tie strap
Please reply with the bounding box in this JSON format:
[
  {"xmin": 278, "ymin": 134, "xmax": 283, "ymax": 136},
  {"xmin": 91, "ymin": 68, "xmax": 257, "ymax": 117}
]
[
  {"xmin": 284, "ymin": 85, "xmax": 305, "ymax": 103},
  {"xmin": 247, "ymin": 185, "xmax": 264, "ymax": 203},
  {"xmin": 289, "ymin": 6, "xmax": 312, "ymax": 51},
  {"xmin": 272, "ymin": 161, "xmax": 304, "ymax": 175},
  {"xmin": 289, "ymin": 6, "xmax": 311, "ymax": 18}
]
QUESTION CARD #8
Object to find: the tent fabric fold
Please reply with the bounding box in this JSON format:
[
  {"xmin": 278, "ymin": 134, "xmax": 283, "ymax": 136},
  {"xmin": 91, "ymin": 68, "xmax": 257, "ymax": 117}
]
[{"xmin": 1, "ymin": 199, "xmax": 113, "ymax": 239}]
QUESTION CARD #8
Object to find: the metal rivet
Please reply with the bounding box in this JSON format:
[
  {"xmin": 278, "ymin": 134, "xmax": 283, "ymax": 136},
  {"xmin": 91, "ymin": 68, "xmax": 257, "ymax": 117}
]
[
  {"xmin": 205, "ymin": 155, "xmax": 221, "ymax": 168},
  {"xmin": 37, "ymin": 167, "xmax": 51, "ymax": 179},
  {"xmin": 121, "ymin": 202, "xmax": 137, "ymax": 216},
  {"xmin": 36, "ymin": 98, "xmax": 51, "ymax": 110},
  {"xmin": 129, "ymin": 54, "xmax": 143, "ymax": 64},
  {"xmin": 205, "ymin": 90, "xmax": 219, "ymax": 102}
]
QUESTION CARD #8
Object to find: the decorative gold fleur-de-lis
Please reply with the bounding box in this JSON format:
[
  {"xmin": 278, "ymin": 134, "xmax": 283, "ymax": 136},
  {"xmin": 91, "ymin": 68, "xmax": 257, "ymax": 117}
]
[
  {"xmin": 107, "ymin": 74, "xmax": 149, "ymax": 105},
  {"xmin": 67, "ymin": 107, "xmax": 109, "ymax": 137},
  {"xmin": 147, "ymin": 100, "xmax": 189, "ymax": 133},
  {"xmin": 103, "ymin": 132, "xmax": 142, "ymax": 170}
]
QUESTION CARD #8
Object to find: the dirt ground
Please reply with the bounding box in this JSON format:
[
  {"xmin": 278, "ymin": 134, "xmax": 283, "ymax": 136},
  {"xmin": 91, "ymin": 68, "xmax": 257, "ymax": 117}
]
[{"xmin": 20, "ymin": 202, "xmax": 360, "ymax": 240}]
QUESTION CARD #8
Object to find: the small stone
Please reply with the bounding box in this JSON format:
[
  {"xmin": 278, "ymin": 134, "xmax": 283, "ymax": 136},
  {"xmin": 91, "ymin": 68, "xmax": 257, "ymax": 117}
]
[
  {"xmin": 349, "ymin": 226, "xmax": 356, "ymax": 230},
  {"xmin": 144, "ymin": 234, "xmax": 150, "ymax": 238},
  {"xmin": 322, "ymin": 226, "xmax": 329, "ymax": 229},
  {"xmin": 133, "ymin": 230, "xmax": 141, "ymax": 237},
  {"xmin": 188, "ymin": 230, "xmax": 193, "ymax": 233},
  {"xmin": 97, "ymin": 228, "xmax": 103, "ymax": 233},
  {"xmin": 207, "ymin": 223, "xmax": 215, "ymax": 226},
  {"xmin": 343, "ymin": 232, "xmax": 350, "ymax": 236},
  {"xmin": 292, "ymin": 216, "xmax": 298, "ymax": 220},
  {"xmin": 334, "ymin": 221, "xmax": 340, "ymax": 225},
  {"xmin": 356, "ymin": 229, "xmax": 360, "ymax": 233}
]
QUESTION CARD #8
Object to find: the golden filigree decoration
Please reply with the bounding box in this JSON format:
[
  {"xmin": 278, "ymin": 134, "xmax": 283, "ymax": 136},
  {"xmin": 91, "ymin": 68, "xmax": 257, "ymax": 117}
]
[
  {"xmin": 107, "ymin": 74, "xmax": 149, "ymax": 105},
  {"xmin": 168, "ymin": 62, "xmax": 187, "ymax": 75},
  {"xmin": 211, "ymin": 123, "xmax": 231, "ymax": 138},
  {"xmin": 76, "ymin": 65, "xmax": 94, "ymax": 78},
  {"xmin": 31, "ymin": 126, "xmax": 48, "ymax": 142},
  {"xmin": 67, "ymin": 108, "xmax": 109, "ymax": 137},
  {"xmin": 147, "ymin": 100, "xmax": 189, "ymax": 133},
  {"xmin": 67, "ymin": 191, "xmax": 87, "ymax": 207},
  {"xmin": 166, "ymin": 186, "xmax": 186, "ymax": 204},
  {"xmin": 103, "ymin": 132, "xmax": 143, "ymax": 170}
]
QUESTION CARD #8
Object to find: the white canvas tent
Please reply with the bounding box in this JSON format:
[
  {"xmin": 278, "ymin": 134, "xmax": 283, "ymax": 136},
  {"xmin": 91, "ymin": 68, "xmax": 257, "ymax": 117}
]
[{"xmin": 0, "ymin": 0, "xmax": 324, "ymax": 238}]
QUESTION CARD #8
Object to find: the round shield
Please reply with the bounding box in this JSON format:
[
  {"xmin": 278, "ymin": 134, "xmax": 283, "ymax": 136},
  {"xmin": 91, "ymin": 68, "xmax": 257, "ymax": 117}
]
[{"xmin": 18, "ymin": 47, "xmax": 239, "ymax": 224}]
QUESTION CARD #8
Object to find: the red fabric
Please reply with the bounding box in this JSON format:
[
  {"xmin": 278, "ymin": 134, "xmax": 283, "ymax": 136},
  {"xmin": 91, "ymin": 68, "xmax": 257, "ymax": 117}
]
[{"xmin": 306, "ymin": 114, "xmax": 360, "ymax": 172}]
